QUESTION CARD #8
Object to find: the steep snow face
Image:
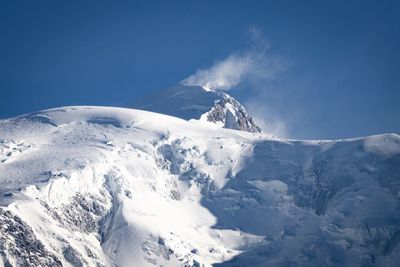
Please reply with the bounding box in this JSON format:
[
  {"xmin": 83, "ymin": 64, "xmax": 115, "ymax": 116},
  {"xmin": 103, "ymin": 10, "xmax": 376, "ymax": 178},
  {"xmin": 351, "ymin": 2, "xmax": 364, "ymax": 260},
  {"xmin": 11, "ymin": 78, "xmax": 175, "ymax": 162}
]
[
  {"xmin": 0, "ymin": 106, "xmax": 400, "ymax": 267},
  {"xmin": 135, "ymin": 84, "xmax": 261, "ymax": 133}
]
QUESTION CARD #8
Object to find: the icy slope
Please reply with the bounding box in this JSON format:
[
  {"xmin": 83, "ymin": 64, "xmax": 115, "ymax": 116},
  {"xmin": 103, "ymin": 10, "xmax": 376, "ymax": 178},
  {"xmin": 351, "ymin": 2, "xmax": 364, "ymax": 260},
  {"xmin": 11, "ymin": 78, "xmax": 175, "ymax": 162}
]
[
  {"xmin": 135, "ymin": 84, "xmax": 261, "ymax": 133},
  {"xmin": 0, "ymin": 106, "xmax": 399, "ymax": 266}
]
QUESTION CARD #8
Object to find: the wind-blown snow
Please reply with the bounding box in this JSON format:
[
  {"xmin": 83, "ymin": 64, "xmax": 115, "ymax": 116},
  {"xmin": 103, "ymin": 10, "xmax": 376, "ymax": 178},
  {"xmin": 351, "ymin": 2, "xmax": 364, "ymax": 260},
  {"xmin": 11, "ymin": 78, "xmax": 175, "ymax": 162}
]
[
  {"xmin": 0, "ymin": 106, "xmax": 400, "ymax": 266},
  {"xmin": 181, "ymin": 54, "xmax": 252, "ymax": 91}
]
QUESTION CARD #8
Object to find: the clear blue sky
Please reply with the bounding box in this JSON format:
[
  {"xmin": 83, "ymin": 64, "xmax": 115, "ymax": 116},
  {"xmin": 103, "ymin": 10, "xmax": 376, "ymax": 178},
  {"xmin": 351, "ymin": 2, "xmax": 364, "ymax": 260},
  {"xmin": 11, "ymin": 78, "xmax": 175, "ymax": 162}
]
[{"xmin": 1, "ymin": 0, "xmax": 399, "ymax": 139}]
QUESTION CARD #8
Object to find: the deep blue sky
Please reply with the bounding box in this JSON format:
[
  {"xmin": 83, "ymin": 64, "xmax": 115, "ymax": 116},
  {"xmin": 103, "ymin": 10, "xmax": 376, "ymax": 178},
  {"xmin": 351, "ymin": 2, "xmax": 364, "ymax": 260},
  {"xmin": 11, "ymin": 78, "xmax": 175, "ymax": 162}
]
[{"xmin": 1, "ymin": 0, "xmax": 399, "ymax": 139}]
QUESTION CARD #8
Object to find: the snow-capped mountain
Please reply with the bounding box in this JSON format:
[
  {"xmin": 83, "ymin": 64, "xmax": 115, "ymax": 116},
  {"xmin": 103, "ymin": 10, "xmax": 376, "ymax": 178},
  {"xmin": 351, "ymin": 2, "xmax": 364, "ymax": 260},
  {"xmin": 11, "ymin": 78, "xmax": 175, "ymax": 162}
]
[
  {"xmin": 0, "ymin": 89, "xmax": 400, "ymax": 266},
  {"xmin": 135, "ymin": 84, "xmax": 261, "ymax": 133}
]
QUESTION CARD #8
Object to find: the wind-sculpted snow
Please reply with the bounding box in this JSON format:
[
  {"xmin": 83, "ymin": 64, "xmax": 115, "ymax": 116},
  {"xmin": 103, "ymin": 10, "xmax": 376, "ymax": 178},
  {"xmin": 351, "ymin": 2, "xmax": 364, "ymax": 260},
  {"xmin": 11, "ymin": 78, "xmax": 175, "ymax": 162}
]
[{"xmin": 0, "ymin": 106, "xmax": 399, "ymax": 266}]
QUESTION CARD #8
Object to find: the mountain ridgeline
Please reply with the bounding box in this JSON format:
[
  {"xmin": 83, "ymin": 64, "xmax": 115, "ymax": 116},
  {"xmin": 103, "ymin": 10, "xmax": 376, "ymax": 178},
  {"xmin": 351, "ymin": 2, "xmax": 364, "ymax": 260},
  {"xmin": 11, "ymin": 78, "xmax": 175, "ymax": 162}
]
[
  {"xmin": 0, "ymin": 85, "xmax": 399, "ymax": 266},
  {"xmin": 135, "ymin": 84, "xmax": 261, "ymax": 133}
]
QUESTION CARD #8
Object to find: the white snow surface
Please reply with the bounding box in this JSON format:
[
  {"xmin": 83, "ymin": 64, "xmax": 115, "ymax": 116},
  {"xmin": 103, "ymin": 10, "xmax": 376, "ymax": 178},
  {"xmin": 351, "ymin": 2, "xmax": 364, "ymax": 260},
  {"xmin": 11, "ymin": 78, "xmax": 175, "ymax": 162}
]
[
  {"xmin": 135, "ymin": 84, "xmax": 261, "ymax": 133},
  {"xmin": 0, "ymin": 106, "xmax": 399, "ymax": 266}
]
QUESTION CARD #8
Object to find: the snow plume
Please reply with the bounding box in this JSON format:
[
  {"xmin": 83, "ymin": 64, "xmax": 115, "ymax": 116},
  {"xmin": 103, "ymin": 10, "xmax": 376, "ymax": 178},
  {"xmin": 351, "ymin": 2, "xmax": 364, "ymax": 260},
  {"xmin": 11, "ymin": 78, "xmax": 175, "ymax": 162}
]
[
  {"xmin": 182, "ymin": 27, "xmax": 285, "ymax": 91},
  {"xmin": 182, "ymin": 27, "xmax": 292, "ymax": 137},
  {"xmin": 245, "ymin": 98, "xmax": 289, "ymax": 138},
  {"xmin": 182, "ymin": 54, "xmax": 252, "ymax": 91}
]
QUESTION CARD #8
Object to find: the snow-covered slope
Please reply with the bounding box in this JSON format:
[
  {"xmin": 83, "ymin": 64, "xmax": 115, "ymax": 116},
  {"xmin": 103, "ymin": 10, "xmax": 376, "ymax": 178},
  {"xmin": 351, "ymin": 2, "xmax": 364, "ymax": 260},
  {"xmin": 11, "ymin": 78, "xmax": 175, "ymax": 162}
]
[
  {"xmin": 0, "ymin": 106, "xmax": 400, "ymax": 266},
  {"xmin": 135, "ymin": 84, "xmax": 261, "ymax": 133}
]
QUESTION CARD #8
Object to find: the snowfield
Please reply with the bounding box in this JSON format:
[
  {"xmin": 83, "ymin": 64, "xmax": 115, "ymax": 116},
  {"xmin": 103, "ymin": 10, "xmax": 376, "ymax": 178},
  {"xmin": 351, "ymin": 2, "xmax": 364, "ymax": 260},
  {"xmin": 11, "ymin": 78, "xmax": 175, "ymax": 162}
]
[{"xmin": 0, "ymin": 104, "xmax": 400, "ymax": 266}]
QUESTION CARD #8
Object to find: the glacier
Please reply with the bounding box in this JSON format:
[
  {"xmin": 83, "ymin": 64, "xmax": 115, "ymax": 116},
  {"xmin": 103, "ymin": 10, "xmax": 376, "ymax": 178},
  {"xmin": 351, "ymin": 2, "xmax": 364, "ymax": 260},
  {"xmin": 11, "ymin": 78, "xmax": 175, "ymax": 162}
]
[{"xmin": 0, "ymin": 87, "xmax": 399, "ymax": 266}]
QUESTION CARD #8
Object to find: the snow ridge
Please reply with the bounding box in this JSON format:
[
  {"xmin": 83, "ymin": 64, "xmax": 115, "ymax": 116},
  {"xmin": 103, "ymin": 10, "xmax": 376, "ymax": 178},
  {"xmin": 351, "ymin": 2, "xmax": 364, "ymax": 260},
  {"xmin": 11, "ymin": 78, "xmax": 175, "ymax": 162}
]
[
  {"xmin": 0, "ymin": 105, "xmax": 399, "ymax": 266},
  {"xmin": 135, "ymin": 84, "xmax": 261, "ymax": 133}
]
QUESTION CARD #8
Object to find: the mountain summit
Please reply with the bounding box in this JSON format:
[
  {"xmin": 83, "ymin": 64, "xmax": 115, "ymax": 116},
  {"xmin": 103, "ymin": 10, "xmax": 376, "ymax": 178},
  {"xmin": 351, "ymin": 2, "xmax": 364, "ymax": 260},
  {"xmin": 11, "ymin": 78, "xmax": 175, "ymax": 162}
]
[
  {"xmin": 136, "ymin": 84, "xmax": 261, "ymax": 133},
  {"xmin": 0, "ymin": 89, "xmax": 399, "ymax": 266}
]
